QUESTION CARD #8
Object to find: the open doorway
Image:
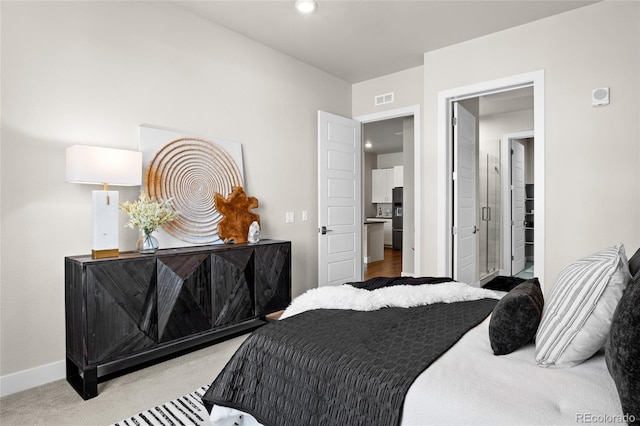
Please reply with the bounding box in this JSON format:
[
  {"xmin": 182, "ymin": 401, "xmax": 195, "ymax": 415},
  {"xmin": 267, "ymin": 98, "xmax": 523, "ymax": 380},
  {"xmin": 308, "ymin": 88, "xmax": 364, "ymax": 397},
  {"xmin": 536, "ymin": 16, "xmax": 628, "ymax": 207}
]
[
  {"xmin": 356, "ymin": 106, "xmax": 421, "ymax": 280},
  {"xmin": 502, "ymin": 132, "xmax": 535, "ymax": 280},
  {"xmin": 362, "ymin": 117, "xmax": 407, "ymax": 279},
  {"xmin": 437, "ymin": 71, "xmax": 545, "ymax": 286},
  {"xmin": 450, "ymin": 89, "xmax": 535, "ymax": 286},
  {"xmin": 477, "ymin": 87, "xmax": 535, "ymax": 285}
]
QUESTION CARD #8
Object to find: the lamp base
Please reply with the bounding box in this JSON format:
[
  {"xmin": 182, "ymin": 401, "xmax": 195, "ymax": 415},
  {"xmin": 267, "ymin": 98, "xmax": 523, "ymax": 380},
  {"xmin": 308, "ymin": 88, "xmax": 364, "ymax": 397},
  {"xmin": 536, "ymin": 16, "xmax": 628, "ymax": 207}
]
[
  {"xmin": 91, "ymin": 190, "xmax": 120, "ymax": 260},
  {"xmin": 92, "ymin": 248, "xmax": 120, "ymax": 259}
]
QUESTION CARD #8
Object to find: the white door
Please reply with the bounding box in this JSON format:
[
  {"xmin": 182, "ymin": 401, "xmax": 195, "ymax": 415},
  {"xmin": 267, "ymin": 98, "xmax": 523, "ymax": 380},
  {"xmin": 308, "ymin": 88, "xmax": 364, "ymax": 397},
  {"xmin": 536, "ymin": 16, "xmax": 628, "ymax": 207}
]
[
  {"xmin": 511, "ymin": 139, "xmax": 526, "ymax": 274},
  {"xmin": 453, "ymin": 103, "xmax": 477, "ymax": 285},
  {"xmin": 318, "ymin": 111, "xmax": 362, "ymax": 287}
]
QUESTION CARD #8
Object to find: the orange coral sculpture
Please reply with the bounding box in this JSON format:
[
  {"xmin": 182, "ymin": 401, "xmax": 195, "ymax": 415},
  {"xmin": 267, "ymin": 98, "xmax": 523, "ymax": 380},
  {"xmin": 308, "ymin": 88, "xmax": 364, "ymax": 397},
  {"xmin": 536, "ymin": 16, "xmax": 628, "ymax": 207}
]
[{"xmin": 214, "ymin": 186, "xmax": 260, "ymax": 244}]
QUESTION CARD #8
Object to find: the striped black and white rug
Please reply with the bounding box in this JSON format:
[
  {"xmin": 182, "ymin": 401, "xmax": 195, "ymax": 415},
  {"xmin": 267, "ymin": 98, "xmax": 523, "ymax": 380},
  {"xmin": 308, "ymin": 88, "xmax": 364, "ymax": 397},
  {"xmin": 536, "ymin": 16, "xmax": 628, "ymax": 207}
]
[{"xmin": 112, "ymin": 385, "xmax": 211, "ymax": 426}]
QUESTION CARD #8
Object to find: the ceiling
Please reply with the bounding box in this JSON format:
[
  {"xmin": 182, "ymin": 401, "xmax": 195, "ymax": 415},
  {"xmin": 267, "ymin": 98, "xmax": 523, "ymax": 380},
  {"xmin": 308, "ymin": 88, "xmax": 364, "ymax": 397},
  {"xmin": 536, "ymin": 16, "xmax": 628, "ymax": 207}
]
[
  {"xmin": 363, "ymin": 117, "xmax": 407, "ymax": 155},
  {"xmin": 176, "ymin": 0, "xmax": 597, "ymax": 84},
  {"xmin": 174, "ymin": 1, "xmax": 585, "ymax": 155}
]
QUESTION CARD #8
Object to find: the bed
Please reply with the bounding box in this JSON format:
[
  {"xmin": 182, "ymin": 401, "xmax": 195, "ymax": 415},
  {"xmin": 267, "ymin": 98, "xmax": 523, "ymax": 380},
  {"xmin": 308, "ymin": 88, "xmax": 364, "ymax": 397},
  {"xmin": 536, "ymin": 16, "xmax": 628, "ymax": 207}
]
[{"xmin": 202, "ymin": 244, "xmax": 640, "ymax": 426}]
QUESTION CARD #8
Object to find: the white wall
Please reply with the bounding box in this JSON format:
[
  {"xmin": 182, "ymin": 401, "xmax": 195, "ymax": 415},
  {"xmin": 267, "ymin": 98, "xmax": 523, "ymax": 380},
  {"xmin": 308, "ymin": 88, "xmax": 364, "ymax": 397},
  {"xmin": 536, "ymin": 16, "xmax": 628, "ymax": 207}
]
[
  {"xmin": 0, "ymin": 1, "xmax": 350, "ymax": 388},
  {"xmin": 351, "ymin": 2, "xmax": 640, "ymax": 292},
  {"xmin": 377, "ymin": 152, "xmax": 403, "ymax": 168},
  {"xmin": 481, "ymin": 110, "xmax": 533, "ymax": 144},
  {"xmin": 480, "ymin": 109, "xmax": 534, "ymax": 158},
  {"xmin": 352, "ymin": 66, "xmax": 423, "ymax": 117},
  {"xmin": 422, "ymin": 1, "xmax": 640, "ymax": 293}
]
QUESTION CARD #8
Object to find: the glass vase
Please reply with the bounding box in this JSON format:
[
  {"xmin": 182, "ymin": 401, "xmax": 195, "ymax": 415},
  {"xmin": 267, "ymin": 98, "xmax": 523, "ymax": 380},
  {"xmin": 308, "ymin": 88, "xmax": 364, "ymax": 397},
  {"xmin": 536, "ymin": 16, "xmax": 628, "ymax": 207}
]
[{"xmin": 137, "ymin": 231, "xmax": 159, "ymax": 254}]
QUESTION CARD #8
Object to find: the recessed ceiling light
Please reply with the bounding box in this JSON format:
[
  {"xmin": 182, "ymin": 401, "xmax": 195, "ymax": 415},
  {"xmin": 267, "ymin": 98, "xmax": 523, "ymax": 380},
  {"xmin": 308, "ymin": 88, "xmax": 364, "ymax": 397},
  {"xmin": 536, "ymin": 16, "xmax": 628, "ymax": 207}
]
[
  {"xmin": 295, "ymin": 0, "xmax": 316, "ymax": 14},
  {"xmin": 365, "ymin": 141, "xmax": 372, "ymax": 149}
]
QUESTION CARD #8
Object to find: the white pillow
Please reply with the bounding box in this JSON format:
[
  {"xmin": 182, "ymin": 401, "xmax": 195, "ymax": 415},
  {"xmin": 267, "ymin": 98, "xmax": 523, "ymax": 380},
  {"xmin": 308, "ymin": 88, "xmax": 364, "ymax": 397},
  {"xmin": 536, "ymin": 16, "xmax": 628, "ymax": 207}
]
[{"xmin": 535, "ymin": 243, "xmax": 631, "ymax": 367}]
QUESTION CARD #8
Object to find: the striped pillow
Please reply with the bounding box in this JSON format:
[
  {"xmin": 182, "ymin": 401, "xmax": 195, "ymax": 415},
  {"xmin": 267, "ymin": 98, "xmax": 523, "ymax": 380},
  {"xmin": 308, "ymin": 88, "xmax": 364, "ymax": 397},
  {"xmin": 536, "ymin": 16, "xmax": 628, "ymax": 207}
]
[{"xmin": 535, "ymin": 244, "xmax": 632, "ymax": 367}]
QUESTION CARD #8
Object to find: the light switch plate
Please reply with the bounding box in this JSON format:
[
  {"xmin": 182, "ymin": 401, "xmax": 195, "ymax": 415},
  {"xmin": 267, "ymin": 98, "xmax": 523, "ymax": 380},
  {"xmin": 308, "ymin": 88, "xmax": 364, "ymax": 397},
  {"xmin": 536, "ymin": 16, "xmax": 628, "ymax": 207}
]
[{"xmin": 286, "ymin": 211, "xmax": 295, "ymax": 223}]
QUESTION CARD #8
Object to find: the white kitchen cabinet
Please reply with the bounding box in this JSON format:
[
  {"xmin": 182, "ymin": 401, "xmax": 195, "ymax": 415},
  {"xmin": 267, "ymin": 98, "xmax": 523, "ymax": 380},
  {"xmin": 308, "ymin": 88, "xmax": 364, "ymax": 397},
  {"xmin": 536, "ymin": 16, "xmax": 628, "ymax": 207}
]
[
  {"xmin": 372, "ymin": 169, "xmax": 388, "ymax": 203},
  {"xmin": 372, "ymin": 168, "xmax": 397, "ymax": 203},
  {"xmin": 394, "ymin": 165, "xmax": 403, "ymax": 188}
]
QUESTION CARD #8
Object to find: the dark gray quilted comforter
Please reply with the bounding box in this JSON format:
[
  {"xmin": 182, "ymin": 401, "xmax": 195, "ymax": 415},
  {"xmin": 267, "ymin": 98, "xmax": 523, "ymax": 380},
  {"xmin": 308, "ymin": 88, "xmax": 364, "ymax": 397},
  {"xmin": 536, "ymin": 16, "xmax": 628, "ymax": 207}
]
[{"xmin": 202, "ymin": 280, "xmax": 496, "ymax": 426}]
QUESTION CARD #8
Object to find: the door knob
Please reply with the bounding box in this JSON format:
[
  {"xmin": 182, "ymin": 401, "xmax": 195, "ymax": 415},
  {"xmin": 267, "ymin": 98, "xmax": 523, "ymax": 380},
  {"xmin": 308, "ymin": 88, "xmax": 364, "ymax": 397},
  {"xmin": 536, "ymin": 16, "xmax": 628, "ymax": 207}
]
[{"xmin": 319, "ymin": 226, "xmax": 333, "ymax": 235}]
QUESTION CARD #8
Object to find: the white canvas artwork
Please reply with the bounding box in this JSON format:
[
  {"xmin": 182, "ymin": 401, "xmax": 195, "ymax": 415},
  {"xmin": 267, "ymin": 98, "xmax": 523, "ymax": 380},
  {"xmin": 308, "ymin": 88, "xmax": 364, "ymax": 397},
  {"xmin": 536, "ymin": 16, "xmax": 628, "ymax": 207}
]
[{"xmin": 137, "ymin": 125, "xmax": 245, "ymax": 248}]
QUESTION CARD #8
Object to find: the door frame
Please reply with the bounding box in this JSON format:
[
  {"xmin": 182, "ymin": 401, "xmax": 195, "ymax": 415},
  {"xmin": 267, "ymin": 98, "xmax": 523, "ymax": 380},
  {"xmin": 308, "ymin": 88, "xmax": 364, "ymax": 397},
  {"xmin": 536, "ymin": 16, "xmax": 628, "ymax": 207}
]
[
  {"xmin": 436, "ymin": 70, "xmax": 545, "ymax": 285},
  {"xmin": 501, "ymin": 130, "xmax": 534, "ymax": 276},
  {"xmin": 355, "ymin": 104, "xmax": 421, "ymax": 277}
]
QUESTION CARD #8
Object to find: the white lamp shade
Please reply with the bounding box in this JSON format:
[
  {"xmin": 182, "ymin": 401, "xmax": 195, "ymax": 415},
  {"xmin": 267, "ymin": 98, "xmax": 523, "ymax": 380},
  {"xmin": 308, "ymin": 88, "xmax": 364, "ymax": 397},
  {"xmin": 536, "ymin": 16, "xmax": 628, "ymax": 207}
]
[{"xmin": 66, "ymin": 145, "xmax": 142, "ymax": 186}]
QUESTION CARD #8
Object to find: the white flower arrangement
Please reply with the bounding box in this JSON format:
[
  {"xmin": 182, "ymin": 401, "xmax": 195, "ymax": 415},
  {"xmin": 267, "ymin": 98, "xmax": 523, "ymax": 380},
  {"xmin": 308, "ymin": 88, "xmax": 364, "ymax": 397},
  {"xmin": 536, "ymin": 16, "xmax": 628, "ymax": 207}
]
[{"xmin": 120, "ymin": 192, "xmax": 180, "ymax": 236}]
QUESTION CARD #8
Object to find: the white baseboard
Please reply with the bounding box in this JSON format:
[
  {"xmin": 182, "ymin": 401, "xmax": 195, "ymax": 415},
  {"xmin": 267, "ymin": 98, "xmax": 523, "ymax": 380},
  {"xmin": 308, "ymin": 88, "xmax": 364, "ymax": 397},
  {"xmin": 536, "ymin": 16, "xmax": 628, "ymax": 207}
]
[{"xmin": 0, "ymin": 360, "xmax": 66, "ymax": 397}]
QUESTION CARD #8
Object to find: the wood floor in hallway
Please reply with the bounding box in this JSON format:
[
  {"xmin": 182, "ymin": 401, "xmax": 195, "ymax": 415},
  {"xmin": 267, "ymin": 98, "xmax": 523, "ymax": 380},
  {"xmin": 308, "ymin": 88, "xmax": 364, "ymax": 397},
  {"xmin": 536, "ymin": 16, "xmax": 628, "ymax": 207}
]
[{"xmin": 364, "ymin": 247, "xmax": 402, "ymax": 280}]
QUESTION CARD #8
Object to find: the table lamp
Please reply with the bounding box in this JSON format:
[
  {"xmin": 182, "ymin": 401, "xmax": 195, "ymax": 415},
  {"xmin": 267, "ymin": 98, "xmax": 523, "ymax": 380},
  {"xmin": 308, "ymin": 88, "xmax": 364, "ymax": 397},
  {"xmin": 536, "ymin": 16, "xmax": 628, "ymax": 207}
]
[{"xmin": 66, "ymin": 145, "xmax": 143, "ymax": 259}]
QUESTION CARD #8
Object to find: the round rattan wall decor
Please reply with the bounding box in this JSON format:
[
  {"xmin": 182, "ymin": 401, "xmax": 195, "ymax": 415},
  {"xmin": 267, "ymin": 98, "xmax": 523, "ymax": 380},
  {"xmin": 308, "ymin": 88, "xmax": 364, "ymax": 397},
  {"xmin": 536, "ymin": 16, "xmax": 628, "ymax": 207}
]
[{"xmin": 144, "ymin": 137, "xmax": 243, "ymax": 244}]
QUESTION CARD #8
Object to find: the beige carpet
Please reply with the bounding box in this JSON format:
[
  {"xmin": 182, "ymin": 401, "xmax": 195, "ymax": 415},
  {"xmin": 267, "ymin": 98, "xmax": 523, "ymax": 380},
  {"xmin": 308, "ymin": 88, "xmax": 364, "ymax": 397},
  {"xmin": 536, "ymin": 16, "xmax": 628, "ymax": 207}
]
[{"xmin": 0, "ymin": 335, "xmax": 246, "ymax": 426}]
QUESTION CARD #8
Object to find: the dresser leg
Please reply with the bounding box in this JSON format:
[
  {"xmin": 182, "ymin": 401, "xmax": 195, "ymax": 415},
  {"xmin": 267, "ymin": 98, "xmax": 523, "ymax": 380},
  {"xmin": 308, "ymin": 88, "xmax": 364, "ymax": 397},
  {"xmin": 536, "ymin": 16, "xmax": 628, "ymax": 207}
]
[{"xmin": 66, "ymin": 357, "xmax": 98, "ymax": 400}]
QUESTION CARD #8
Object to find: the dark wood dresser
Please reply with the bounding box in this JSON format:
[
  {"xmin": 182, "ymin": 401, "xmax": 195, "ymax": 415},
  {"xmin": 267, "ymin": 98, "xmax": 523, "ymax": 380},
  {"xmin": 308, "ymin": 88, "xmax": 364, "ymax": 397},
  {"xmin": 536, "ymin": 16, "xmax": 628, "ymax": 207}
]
[{"xmin": 65, "ymin": 240, "xmax": 291, "ymax": 399}]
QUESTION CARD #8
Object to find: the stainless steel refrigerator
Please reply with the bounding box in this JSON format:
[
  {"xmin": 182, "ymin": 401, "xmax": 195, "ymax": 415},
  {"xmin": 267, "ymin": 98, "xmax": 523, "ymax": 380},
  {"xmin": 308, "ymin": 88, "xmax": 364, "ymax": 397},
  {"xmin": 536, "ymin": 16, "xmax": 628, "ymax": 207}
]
[{"xmin": 392, "ymin": 187, "xmax": 403, "ymax": 250}]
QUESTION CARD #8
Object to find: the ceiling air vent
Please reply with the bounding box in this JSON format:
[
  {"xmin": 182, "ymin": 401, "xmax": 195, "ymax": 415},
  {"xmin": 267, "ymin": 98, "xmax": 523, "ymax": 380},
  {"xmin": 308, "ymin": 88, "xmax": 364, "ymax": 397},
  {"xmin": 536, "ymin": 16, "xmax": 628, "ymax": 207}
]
[{"xmin": 374, "ymin": 92, "xmax": 394, "ymax": 106}]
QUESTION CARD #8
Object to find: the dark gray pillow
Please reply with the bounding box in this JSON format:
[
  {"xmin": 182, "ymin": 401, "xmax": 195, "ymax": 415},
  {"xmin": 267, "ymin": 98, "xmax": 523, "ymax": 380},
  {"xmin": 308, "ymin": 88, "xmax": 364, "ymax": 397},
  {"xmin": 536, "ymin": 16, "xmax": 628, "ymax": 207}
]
[
  {"xmin": 489, "ymin": 278, "xmax": 544, "ymax": 355},
  {"xmin": 628, "ymin": 247, "xmax": 640, "ymax": 277},
  {"xmin": 606, "ymin": 272, "xmax": 640, "ymax": 421}
]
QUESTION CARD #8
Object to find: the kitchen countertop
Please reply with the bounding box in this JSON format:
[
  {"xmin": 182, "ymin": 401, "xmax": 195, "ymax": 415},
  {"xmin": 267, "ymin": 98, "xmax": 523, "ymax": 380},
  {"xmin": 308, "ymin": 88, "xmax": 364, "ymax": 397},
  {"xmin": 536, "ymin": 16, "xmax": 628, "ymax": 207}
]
[{"xmin": 366, "ymin": 217, "xmax": 392, "ymax": 221}]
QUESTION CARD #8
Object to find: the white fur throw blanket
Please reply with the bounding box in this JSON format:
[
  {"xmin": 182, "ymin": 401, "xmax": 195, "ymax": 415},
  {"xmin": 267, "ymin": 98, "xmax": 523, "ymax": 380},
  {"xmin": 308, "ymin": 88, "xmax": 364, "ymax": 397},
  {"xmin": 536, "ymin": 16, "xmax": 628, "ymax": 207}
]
[{"xmin": 281, "ymin": 281, "xmax": 504, "ymax": 319}]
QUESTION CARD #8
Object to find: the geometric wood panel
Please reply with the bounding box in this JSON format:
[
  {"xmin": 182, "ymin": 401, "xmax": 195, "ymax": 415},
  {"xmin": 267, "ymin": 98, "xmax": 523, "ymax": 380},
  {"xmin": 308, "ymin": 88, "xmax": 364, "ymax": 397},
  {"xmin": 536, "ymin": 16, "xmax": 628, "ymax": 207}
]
[
  {"xmin": 157, "ymin": 254, "xmax": 211, "ymax": 343},
  {"xmin": 85, "ymin": 258, "xmax": 156, "ymax": 363},
  {"xmin": 211, "ymin": 249, "xmax": 255, "ymax": 328},
  {"xmin": 254, "ymin": 243, "xmax": 291, "ymax": 315}
]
